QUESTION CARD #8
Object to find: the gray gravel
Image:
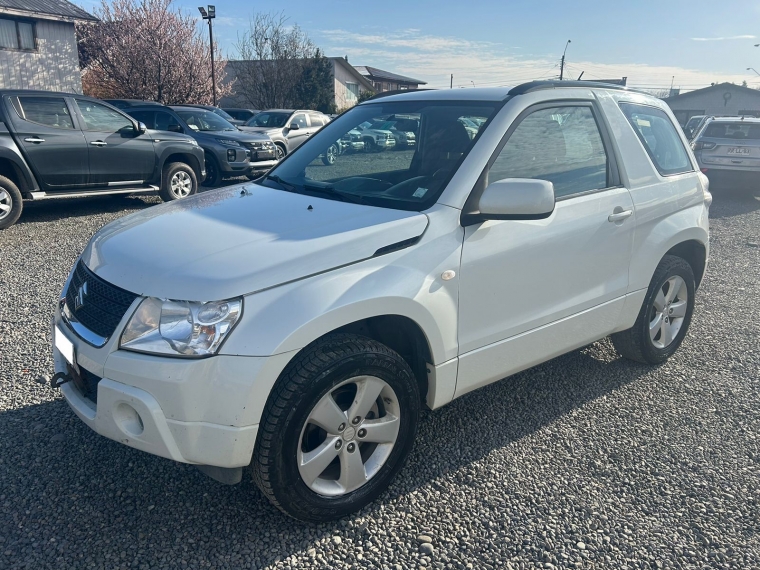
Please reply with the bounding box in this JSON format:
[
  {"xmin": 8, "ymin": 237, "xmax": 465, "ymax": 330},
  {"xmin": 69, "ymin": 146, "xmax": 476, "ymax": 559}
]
[{"xmin": 1, "ymin": 187, "xmax": 759, "ymax": 569}]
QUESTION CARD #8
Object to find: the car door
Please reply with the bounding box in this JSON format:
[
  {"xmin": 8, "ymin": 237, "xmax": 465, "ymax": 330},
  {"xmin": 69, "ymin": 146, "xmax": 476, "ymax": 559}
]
[
  {"xmin": 73, "ymin": 99, "xmax": 155, "ymax": 186},
  {"xmin": 6, "ymin": 95, "xmax": 89, "ymax": 189},
  {"xmin": 456, "ymin": 102, "xmax": 635, "ymax": 396},
  {"xmin": 286, "ymin": 113, "xmax": 310, "ymax": 150}
]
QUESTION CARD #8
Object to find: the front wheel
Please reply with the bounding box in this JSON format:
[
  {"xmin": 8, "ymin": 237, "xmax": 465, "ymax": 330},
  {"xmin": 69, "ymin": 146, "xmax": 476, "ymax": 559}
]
[
  {"xmin": 0, "ymin": 175, "xmax": 23, "ymax": 230},
  {"xmin": 253, "ymin": 334, "xmax": 420, "ymax": 522},
  {"xmin": 322, "ymin": 144, "xmax": 338, "ymax": 165},
  {"xmin": 160, "ymin": 162, "xmax": 198, "ymax": 201},
  {"xmin": 202, "ymin": 156, "xmax": 221, "ymax": 187},
  {"xmin": 612, "ymin": 255, "xmax": 696, "ymax": 364}
]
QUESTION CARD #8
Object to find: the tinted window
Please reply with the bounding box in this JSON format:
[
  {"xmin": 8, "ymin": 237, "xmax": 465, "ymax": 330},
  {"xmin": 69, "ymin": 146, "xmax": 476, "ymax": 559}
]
[
  {"xmin": 702, "ymin": 122, "xmax": 760, "ymax": 140},
  {"xmin": 155, "ymin": 111, "xmax": 182, "ymax": 132},
  {"xmin": 490, "ymin": 106, "xmax": 608, "ymax": 198},
  {"xmin": 309, "ymin": 113, "xmax": 324, "ymax": 127},
  {"xmin": 619, "ymin": 103, "xmax": 692, "ymax": 176},
  {"xmin": 76, "ymin": 100, "xmax": 133, "ymax": 132},
  {"xmin": 128, "ymin": 111, "xmax": 155, "ymax": 129},
  {"xmin": 175, "ymin": 109, "xmax": 235, "ymax": 132},
  {"xmin": 247, "ymin": 112, "xmax": 290, "ymax": 128},
  {"xmin": 16, "ymin": 97, "xmax": 73, "ymax": 129}
]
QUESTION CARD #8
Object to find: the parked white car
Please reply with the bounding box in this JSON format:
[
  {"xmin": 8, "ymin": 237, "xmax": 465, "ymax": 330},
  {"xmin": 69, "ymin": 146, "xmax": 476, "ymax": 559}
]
[{"xmin": 52, "ymin": 81, "xmax": 710, "ymax": 522}]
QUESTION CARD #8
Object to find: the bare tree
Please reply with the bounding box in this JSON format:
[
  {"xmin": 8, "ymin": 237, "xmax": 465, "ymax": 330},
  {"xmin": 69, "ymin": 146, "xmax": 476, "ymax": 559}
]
[
  {"xmin": 77, "ymin": 0, "xmax": 229, "ymax": 104},
  {"xmin": 231, "ymin": 12, "xmax": 334, "ymax": 110}
]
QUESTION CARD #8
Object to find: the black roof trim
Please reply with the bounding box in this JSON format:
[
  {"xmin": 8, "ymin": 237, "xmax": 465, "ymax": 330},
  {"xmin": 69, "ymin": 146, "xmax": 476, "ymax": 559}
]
[
  {"xmin": 508, "ymin": 80, "xmax": 643, "ymax": 96},
  {"xmin": 364, "ymin": 89, "xmax": 434, "ymax": 102}
]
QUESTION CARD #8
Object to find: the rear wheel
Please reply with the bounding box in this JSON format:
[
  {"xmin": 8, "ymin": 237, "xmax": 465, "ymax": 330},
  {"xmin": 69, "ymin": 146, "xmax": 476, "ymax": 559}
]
[
  {"xmin": 202, "ymin": 155, "xmax": 221, "ymax": 187},
  {"xmin": 322, "ymin": 144, "xmax": 338, "ymax": 165},
  {"xmin": 253, "ymin": 333, "xmax": 420, "ymax": 522},
  {"xmin": 160, "ymin": 162, "xmax": 197, "ymax": 201},
  {"xmin": 275, "ymin": 143, "xmax": 286, "ymax": 160},
  {"xmin": 612, "ymin": 255, "xmax": 695, "ymax": 364},
  {"xmin": 0, "ymin": 175, "xmax": 23, "ymax": 230}
]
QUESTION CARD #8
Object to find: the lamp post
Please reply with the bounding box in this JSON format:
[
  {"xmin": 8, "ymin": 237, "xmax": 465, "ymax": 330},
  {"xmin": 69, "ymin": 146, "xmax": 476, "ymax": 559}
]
[
  {"xmin": 198, "ymin": 5, "xmax": 217, "ymax": 105},
  {"xmin": 748, "ymin": 67, "xmax": 760, "ymax": 77},
  {"xmin": 559, "ymin": 40, "xmax": 571, "ymax": 80}
]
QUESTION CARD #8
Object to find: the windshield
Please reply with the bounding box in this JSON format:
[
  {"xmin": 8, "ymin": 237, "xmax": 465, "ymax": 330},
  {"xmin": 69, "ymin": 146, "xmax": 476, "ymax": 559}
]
[
  {"xmin": 246, "ymin": 112, "xmax": 292, "ymax": 128},
  {"xmin": 175, "ymin": 109, "xmax": 237, "ymax": 131},
  {"xmin": 213, "ymin": 108, "xmax": 236, "ymax": 121},
  {"xmin": 259, "ymin": 100, "xmax": 498, "ymax": 211}
]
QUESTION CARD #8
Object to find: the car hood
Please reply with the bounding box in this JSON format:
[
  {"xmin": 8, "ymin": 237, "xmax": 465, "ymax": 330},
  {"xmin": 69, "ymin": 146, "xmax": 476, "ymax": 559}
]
[
  {"xmin": 237, "ymin": 126, "xmax": 282, "ymax": 136},
  {"xmin": 81, "ymin": 184, "xmax": 429, "ymax": 301},
  {"xmin": 194, "ymin": 129, "xmax": 271, "ymax": 143}
]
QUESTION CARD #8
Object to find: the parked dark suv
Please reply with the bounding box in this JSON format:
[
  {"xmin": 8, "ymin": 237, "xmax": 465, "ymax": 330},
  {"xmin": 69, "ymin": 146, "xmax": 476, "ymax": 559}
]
[
  {"xmin": 0, "ymin": 90, "xmax": 205, "ymax": 230},
  {"xmin": 127, "ymin": 105, "xmax": 277, "ymax": 186}
]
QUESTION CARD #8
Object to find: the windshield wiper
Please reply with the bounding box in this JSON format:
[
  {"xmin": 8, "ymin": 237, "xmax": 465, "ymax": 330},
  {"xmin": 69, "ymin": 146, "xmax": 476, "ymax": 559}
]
[
  {"xmin": 302, "ymin": 183, "xmax": 367, "ymax": 205},
  {"xmin": 265, "ymin": 174, "xmax": 298, "ymax": 192}
]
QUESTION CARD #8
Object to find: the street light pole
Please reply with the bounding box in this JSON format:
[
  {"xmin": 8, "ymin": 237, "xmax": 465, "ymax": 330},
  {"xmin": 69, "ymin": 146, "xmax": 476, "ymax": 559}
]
[
  {"xmin": 198, "ymin": 5, "xmax": 217, "ymax": 106},
  {"xmin": 559, "ymin": 40, "xmax": 571, "ymax": 80},
  {"xmin": 748, "ymin": 67, "xmax": 760, "ymax": 77}
]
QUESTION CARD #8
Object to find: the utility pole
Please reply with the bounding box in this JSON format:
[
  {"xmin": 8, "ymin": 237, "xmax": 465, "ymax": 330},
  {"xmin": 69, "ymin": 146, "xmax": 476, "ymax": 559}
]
[
  {"xmin": 559, "ymin": 39, "xmax": 571, "ymax": 80},
  {"xmin": 450, "ymin": 74, "xmax": 453, "ymax": 89},
  {"xmin": 198, "ymin": 5, "xmax": 217, "ymax": 105}
]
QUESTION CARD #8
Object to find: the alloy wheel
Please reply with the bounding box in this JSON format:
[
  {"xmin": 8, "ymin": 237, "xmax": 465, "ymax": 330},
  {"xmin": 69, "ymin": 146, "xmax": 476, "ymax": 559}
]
[
  {"xmin": 0, "ymin": 189, "xmax": 11, "ymax": 220},
  {"xmin": 170, "ymin": 171, "xmax": 193, "ymax": 198},
  {"xmin": 649, "ymin": 275, "xmax": 688, "ymax": 349},
  {"xmin": 297, "ymin": 375, "xmax": 401, "ymax": 497}
]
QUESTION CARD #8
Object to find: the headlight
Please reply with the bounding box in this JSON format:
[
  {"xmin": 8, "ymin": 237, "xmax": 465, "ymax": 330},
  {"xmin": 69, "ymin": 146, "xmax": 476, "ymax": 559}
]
[
  {"xmin": 120, "ymin": 297, "xmax": 242, "ymax": 357},
  {"xmin": 248, "ymin": 141, "xmax": 268, "ymax": 149},
  {"xmin": 216, "ymin": 138, "xmax": 243, "ymax": 147}
]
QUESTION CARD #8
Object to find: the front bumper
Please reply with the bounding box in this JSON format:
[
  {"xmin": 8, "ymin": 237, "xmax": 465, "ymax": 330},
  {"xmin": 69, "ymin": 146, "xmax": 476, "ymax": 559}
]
[
  {"xmin": 52, "ymin": 301, "xmax": 286, "ymax": 469},
  {"xmin": 247, "ymin": 159, "xmax": 279, "ymax": 174}
]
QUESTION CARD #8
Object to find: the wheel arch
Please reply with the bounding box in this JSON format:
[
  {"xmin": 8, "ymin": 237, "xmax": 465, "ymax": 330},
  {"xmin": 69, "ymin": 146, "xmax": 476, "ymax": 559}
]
[
  {"xmin": 665, "ymin": 239, "xmax": 707, "ymax": 288},
  {"xmin": 0, "ymin": 153, "xmax": 37, "ymax": 196},
  {"xmin": 162, "ymin": 152, "xmax": 202, "ymax": 181}
]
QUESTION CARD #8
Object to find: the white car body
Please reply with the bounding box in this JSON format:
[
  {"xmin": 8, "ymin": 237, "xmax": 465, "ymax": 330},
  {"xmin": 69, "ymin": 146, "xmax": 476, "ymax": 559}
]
[{"xmin": 53, "ymin": 84, "xmax": 709, "ymax": 481}]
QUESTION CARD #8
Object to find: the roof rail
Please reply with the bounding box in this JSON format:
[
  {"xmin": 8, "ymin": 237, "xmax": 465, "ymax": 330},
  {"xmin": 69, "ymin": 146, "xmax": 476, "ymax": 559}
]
[
  {"xmin": 508, "ymin": 80, "xmax": 640, "ymax": 96},
  {"xmin": 364, "ymin": 88, "xmax": 434, "ymax": 102}
]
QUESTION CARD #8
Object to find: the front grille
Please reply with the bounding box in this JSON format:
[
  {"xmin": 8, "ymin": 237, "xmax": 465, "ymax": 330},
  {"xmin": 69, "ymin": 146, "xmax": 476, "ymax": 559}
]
[{"xmin": 65, "ymin": 260, "xmax": 138, "ymax": 339}]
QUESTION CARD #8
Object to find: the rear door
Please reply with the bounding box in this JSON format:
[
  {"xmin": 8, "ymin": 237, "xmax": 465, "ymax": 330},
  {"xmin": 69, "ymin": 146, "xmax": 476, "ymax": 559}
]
[
  {"xmin": 73, "ymin": 99, "xmax": 155, "ymax": 186},
  {"xmin": 6, "ymin": 95, "xmax": 89, "ymax": 189}
]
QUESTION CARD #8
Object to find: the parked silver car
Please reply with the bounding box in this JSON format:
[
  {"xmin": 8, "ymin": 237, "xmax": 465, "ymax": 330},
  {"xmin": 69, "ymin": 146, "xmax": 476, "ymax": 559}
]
[
  {"xmin": 692, "ymin": 117, "xmax": 760, "ymax": 192},
  {"xmin": 239, "ymin": 110, "xmax": 331, "ymax": 159}
]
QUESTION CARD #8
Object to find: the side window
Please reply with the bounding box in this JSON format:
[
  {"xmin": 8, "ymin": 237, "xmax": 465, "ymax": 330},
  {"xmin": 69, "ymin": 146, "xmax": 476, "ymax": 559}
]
[
  {"xmin": 619, "ymin": 103, "xmax": 692, "ymax": 176},
  {"xmin": 489, "ymin": 106, "xmax": 608, "ymax": 198},
  {"xmin": 309, "ymin": 113, "xmax": 324, "ymax": 127},
  {"xmin": 291, "ymin": 113, "xmax": 308, "ymax": 128},
  {"xmin": 129, "ymin": 111, "xmax": 155, "ymax": 129},
  {"xmin": 154, "ymin": 111, "xmax": 182, "ymax": 132},
  {"xmin": 15, "ymin": 96, "xmax": 74, "ymax": 129},
  {"xmin": 75, "ymin": 100, "xmax": 133, "ymax": 132}
]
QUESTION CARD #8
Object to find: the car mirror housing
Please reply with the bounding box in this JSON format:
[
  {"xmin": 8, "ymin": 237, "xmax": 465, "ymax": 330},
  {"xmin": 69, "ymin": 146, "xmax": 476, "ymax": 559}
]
[
  {"xmin": 289, "ymin": 123, "xmax": 300, "ymax": 131},
  {"xmin": 462, "ymin": 178, "xmax": 555, "ymax": 226},
  {"xmin": 138, "ymin": 122, "xmax": 147, "ymax": 134}
]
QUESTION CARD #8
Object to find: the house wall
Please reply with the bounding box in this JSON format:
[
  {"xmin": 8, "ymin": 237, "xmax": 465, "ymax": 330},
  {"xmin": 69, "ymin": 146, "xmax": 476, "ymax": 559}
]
[
  {"xmin": 333, "ymin": 61, "xmax": 370, "ymax": 110},
  {"xmin": 665, "ymin": 87, "xmax": 760, "ymax": 125},
  {"xmin": 0, "ymin": 18, "xmax": 83, "ymax": 93}
]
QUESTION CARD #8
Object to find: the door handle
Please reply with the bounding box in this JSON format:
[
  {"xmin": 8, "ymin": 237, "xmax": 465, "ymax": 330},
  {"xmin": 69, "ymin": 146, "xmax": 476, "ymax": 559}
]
[
  {"xmin": 90, "ymin": 140, "xmax": 107, "ymax": 147},
  {"xmin": 608, "ymin": 209, "xmax": 633, "ymax": 223},
  {"xmin": 24, "ymin": 137, "xmax": 45, "ymax": 143}
]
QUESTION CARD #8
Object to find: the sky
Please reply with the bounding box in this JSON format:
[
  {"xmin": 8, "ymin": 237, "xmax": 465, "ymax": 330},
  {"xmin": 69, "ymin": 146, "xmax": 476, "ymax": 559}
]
[{"xmin": 80, "ymin": 0, "xmax": 760, "ymax": 92}]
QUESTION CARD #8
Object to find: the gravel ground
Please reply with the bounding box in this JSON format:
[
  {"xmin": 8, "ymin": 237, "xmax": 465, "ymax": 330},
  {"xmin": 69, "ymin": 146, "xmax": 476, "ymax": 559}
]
[{"xmin": 0, "ymin": 186, "xmax": 759, "ymax": 569}]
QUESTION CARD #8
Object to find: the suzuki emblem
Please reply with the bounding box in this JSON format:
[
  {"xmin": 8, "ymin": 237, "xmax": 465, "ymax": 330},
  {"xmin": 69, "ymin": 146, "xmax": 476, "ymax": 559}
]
[{"xmin": 74, "ymin": 281, "xmax": 88, "ymax": 311}]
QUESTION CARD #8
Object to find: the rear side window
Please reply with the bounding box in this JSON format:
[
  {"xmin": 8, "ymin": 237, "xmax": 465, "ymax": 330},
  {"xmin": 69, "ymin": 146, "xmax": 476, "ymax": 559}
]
[
  {"xmin": 15, "ymin": 96, "xmax": 74, "ymax": 129},
  {"xmin": 619, "ymin": 103, "xmax": 692, "ymax": 176},
  {"xmin": 309, "ymin": 113, "xmax": 324, "ymax": 127},
  {"xmin": 702, "ymin": 122, "xmax": 760, "ymax": 140}
]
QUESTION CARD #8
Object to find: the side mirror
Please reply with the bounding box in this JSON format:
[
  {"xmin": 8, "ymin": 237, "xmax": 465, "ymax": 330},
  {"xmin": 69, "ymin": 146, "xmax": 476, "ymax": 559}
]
[
  {"xmin": 167, "ymin": 124, "xmax": 183, "ymax": 133},
  {"xmin": 462, "ymin": 178, "xmax": 555, "ymax": 226},
  {"xmin": 137, "ymin": 121, "xmax": 147, "ymax": 134},
  {"xmin": 289, "ymin": 123, "xmax": 300, "ymax": 131}
]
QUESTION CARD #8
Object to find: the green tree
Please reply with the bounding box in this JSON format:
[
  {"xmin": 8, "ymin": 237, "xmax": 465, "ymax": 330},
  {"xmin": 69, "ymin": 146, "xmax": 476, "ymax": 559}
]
[{"xmin": 294, "ymin": 50, "xmax": 336, "ymax": 113}]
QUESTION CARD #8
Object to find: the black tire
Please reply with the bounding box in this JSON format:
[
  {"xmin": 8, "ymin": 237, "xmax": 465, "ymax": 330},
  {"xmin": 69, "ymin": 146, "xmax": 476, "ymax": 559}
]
[
  {"xmin": 160, "ymin": 162, "xmax": 198, "ymax": 201},
  {"xmin": 322, "ymin": 144, "xmax": 338, "ymax": 165},
  {"xmin": 253, "ymin": 333, "xmax": 420, "ymax": 522},
  {"xmin": 0, "ymin": 175, "xmax": 23, "ymax": 230},
  {"xmin": 611, "ymin": 255, "xmax": 696, "ymax": 364},
  {"xmin": 202, "ymin": 155, "xmax": 221, "ymax": 187},
  {"xmin": 363, "ymin": 137, "xmax": 378, "ymax": 153},
  {"xmin": 275, "ymin": 143, "xmax": 286, "ymax": 161}
]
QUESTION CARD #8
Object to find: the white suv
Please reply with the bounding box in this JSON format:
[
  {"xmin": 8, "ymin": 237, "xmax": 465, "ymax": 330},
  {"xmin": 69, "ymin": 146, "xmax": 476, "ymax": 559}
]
[{"xmin": 52, "ymin": 82, "xmax": 710, "ymax": 522}]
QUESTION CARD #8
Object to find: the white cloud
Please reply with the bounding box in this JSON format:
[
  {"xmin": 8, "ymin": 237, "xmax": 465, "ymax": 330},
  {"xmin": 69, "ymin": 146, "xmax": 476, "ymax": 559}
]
[
  {"xmin": 320, "ymin": 29, "xmax": 760, "ymax": 91},
  {"xmin": 691, "ymin": 35, "xmax": 756, "ymax": 41}
]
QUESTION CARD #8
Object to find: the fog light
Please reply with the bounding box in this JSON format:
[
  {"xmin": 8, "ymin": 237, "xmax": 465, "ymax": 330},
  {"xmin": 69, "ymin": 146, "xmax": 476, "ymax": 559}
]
[
  {"xmin": 114, "ymin": 403, "xmax": 144, "ymax": 437},
  {"xmin": 227, "ymin": 149, "xmax": 236, "ymax": 162}
]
